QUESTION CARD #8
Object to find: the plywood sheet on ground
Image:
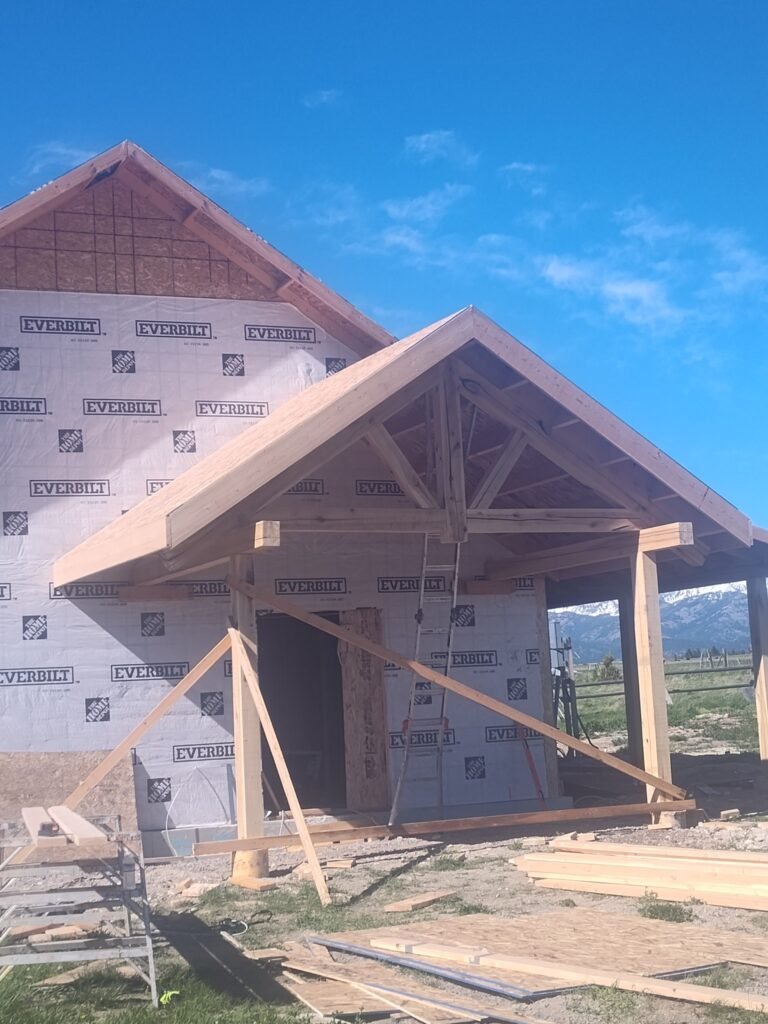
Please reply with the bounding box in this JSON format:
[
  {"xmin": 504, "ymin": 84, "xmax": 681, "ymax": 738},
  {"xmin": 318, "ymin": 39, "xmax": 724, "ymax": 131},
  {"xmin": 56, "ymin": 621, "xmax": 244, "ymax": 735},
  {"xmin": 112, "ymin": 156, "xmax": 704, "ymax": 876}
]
[{"xmin": 320, "ymin": 909, "xmax": 768, "ymax": 992}]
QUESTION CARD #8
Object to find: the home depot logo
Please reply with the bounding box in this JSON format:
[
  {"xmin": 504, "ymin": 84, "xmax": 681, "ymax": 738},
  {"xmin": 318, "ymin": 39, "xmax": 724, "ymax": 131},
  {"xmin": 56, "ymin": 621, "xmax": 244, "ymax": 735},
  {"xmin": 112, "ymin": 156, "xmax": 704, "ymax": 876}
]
[
  {"xmin": 244, "ymin": 324, "xmax": 316, "ymax": 343},
  {"xmin": 146, "ymin": 479, "xmax": 172, "ymax": 495},
  {"xmin": 200, "ymin": 691, "xmax": 224, "ymax": 716},
  {"xmin": 136, "ymin": 319, "xmax": 212, "ymax": 338},
  {"xmin": 275, "ymin": 578, "xmax": 347, "ymax": 596},
  {"xmin": 507, "ymin": 677, "xmax": 528, "ymax": 701},
  {"xmin": 173, "ymin": 430, "xmax": 196, "ymax": 453},
  {"xmin": 325, "ymin": 357, "xmax": 346, "ymax": 376},
  {"xmin": 140, "ymin": 612, "xmax": 165, "ymax": 637},
  {"xmin": 147, "ymin": 777, "xmax": 172, "ymax": 803},
  {"xmin": 377, "ymin": 576, "xmax": 446, "ymax": 594},
  {"xmin": 110, "ymin": 662, "xmax": 189, "ymax": 682},
  {"xmin": 355, "ymin": 480, "xmax": 405, "ymax": 497},
  {"xmin": 3, "ymin": 511, "xmax": 28, "ymax": 535},
  {"xmin": 49, "ymin": 582, "xmax": 121, "ymax": 600},
  {"xmin": 0, "ymin": 666, "xmax": 74, "ymax": 686},
  {"xmin": 430, "ymin": 650, "xmax": 499, "ymax": 668},
  {"xmin": 85, "ymin": 696, "xmax": 110, "ymax": 722},
  {"xmin": 389, "ymin": 727, "xmax": 456, "ymax": 749},
  {"xmin": 195, "ymin": 400, "xmax": 268, "ymax": 418},
  {"xmin": 22, "ymin": 615, "xmax": 47, "ymax": 640},
  {"xmin": 453, "ymin": 604, "xmax": 475, "ymax": 627},
  {"xmin": 0, "ymin": 584, "xmax": 11, "ymax": 600},
  {"xmin": 485, "ymin": 725, "xmax": 538, "ymax": 743},
  {"xmin": 83, "ymin": 398, "xmax": 161, "ymax": 416},
  {"xmin": 30, "ymin": 480, "xmax": 109, "ymax": 497},
  {"xmin": 111, "ymin": 350, "xmax": 136, "ymax": 374},
  {"xmin": 464, "ymin": 755, "xmax": 486, "ymax": 780},
  {"xmin": 286, "ymin": 478, "xmax": 324, "ymax": 496},
  {"xmin": 20, "ymin": 316, "xmax": 101, "ymax": 335},
  {"xmin": 58, "ymin": 429, "xmax": 84, "ymax": 454},
  {"xmin": 0, "ymin": 347, "xmax": 20, "ymax": 371},
  {"xmin": 0, "ymin": 398, "xmax": 47, "ymax": 415},
  {"xmin": 173, "ymin": 743, "xmax": 235, "ymax": 762},
  {"xmin": 413, "ymin": 680, "xmax": 432, "ymax": 705},
  {"xmin": 222, "ymin": 353, "xmax": 245, "ymax": 376}
]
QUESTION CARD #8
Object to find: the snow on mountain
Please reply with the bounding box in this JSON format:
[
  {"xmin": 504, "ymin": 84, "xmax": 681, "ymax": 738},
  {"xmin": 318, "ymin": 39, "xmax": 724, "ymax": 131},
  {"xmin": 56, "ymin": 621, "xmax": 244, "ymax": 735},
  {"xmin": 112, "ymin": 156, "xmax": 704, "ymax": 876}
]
[{"xmin": 551, "ymin": 582, "xmax": 750, "ymax": 663}]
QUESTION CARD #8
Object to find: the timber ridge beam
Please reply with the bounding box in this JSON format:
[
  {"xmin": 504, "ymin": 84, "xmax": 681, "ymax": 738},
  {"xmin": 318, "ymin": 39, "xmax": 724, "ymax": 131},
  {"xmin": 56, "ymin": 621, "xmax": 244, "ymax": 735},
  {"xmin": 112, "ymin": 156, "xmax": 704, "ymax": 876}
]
[
  {"xmin": 226, "ymin": 574, "xmax": 688, "ymax": 800},
  {"xmin": 485, "ymin": 522, "xmax": 696, "ymax": 581}
]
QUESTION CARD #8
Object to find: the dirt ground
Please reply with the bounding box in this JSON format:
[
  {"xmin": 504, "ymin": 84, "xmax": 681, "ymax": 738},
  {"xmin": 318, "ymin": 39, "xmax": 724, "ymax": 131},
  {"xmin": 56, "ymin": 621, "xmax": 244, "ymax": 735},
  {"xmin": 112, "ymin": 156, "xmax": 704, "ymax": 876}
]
[{"xmin": 141, "ymin": 808, "xmax": 768, "ymax": 1024}]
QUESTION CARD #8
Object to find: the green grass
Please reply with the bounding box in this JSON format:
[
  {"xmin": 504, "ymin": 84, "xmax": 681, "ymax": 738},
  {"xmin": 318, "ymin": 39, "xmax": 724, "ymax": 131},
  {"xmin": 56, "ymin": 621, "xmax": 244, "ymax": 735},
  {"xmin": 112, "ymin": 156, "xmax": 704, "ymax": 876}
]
[
  {"xmin": 637, "ymin": 891, "xmax": 695, "ymax": 922},
  {"xmin": 568, "ymin": 985, "xmax": 656, "ymax": 1023},
  {"xmin": 692, "ymin": 965, "xmax": 751, "ymax": 990},
  {"xmin": 427, "ymin": 853, "xmax": 467, "ymax": 871},
  {"xmin": 0, "ymin": 964, "xmax": 311, "ymax": 1024},
  {"xmin": 573, "ymin": 661, "xmax": 758, "ymax": 753}
]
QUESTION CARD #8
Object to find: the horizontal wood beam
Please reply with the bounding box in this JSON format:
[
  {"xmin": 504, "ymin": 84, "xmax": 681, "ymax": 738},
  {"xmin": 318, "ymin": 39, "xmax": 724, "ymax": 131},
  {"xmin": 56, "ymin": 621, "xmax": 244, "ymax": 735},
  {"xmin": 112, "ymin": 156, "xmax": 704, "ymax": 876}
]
[
  {"xmin": 486, "ymin": 522, "xmax": 695, "ymax": 580},
  {"xmin": 192, "ymin": 799, "xmax": 695, "ymax": 856},
  {"xmin": 226, "ymin": 576, "xmax": 688, "ymax": 799}
]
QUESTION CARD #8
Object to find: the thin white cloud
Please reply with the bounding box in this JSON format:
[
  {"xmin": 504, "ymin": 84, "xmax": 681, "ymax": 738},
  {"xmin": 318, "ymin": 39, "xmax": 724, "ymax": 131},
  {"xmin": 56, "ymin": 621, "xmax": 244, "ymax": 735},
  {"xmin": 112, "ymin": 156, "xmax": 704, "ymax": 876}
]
[
  {"xmin": 540, "ymin": 255, "xmax": 685, "ymax": 328},
  {"xmin": 189, "ymin": 167, "xmax": 271, "ymax": 199},
  {"xmin": 381, "ymin": 183, "xmax": 471, "ymax": 223},
  {"xmin": 303, "ymin": 88, "xmax": 342, "ymax": 109},
  {"xmin": 501, "ymin": 160, "xmax": 549, "ymax": 197},
  {"xmin": 709, "ymin": 230, "xmax": 768, "ymax": 295},
  {"xmin": 616, "ymin": 203, "xmax": 690, "ymax": 245},
  {"xmin": 27, "ymin": 142, "xmax": 97, "ymax": 177},
  {"xmin": 404, "ymin": 130, "xmax": 479, "ymax": 167}
]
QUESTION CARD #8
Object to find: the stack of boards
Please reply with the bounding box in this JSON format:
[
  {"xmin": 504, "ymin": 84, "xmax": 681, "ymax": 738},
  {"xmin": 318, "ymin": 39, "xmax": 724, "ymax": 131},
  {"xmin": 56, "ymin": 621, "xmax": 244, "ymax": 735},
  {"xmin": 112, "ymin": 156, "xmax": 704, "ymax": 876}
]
[
  {"xmin": 19, "ymin": 807, "xmax": 110, "ymax": 849},
  {"xmin": 254, "ymin": 909, "xmax": 768, "ymax": 1019},
  {"xmin": 515, "ymin": 836, "xmax": 768, "ymax": 911}
]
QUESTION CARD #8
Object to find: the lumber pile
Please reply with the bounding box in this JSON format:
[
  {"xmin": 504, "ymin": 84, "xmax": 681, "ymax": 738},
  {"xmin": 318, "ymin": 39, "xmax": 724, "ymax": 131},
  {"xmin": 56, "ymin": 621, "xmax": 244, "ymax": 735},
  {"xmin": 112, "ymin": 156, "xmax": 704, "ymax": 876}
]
[
  {"xmin": 515, "ymin": 837, "xmax": 768, "ymax": 910},
  {"xmin": 293, "ymin": 909, "xmax": 768, "ymax": 1016},
  {"xmin": 18, "ymin": 806, "xmax": 109, "ymax": 848}
]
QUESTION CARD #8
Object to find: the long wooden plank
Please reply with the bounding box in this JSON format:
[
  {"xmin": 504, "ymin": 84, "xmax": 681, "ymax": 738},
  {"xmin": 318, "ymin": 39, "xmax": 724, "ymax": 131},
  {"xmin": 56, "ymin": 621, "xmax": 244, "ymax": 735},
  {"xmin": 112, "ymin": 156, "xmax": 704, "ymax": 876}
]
[
  {"xmin": 230, "ymin": 628, "xmax": 331, "ymax": 905},
  {"xmin": 21, "ymin": 808, "xmax": 68, "ymax": 848},
  {"xmin": 517, "ymin": 855, "xmax": 768, "ymax": 887},
  {"xmin": 550, "ymin": 837, "xmax": 768, "ymax": 863},
  {"xmin": 192, "ymin": 800, "xmax": 695, "ymax": 856},
  {"xmin": 747, "ymin": 575, "xmax": 768, "ymax": 760},
  {"xmin": 533, "ymin": 877, "xmax": 768, "ymax": 912},
  {"xmin": 368, "ymin": 937, "xmax": 768, "ymax": 1014},
  {"xmin": 633, "ymin": 549, "xmax": 672, "ymax": 799},
  {"xmin": 227, "ymin": 577, "xmax": 687, "ymax": 799},
  {"xmin": 383, "ymin": 890, "xmax": 455, "ymax": 913},
  {"xmin": 47, "ymin": 808, "xmax": 107, "ymax": 845},
  {"xmin": 63, "ymin": 635, "xmax": 231, "ymax": 810}
]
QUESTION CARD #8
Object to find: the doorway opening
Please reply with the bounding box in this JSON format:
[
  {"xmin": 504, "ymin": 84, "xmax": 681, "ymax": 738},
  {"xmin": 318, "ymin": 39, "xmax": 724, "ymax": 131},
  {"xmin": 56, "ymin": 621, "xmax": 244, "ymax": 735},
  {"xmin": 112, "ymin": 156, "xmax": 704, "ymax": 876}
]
[{"xmin": 256, "ymin": 611, "xmax": 346, "ymax": 811}]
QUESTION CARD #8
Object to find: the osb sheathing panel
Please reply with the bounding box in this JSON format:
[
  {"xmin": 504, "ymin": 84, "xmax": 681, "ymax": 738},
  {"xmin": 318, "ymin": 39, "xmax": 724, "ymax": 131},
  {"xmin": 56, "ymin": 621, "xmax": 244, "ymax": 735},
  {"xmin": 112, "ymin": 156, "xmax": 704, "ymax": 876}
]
[
  {"xmin": 0, "ymin": 751, "xmax": 137, "ymax": 832},
  {"xmin": 0, "ymin": 177, "xmax": 280, "ymax": 302}
]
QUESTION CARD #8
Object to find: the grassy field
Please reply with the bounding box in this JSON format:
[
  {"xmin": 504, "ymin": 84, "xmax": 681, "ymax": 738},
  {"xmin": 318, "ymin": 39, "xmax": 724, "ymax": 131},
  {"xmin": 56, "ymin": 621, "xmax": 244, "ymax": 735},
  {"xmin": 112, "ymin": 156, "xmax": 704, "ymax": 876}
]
[{"xmin": 572, "ymin": 658, "xmax": 758, "ymax": 752}]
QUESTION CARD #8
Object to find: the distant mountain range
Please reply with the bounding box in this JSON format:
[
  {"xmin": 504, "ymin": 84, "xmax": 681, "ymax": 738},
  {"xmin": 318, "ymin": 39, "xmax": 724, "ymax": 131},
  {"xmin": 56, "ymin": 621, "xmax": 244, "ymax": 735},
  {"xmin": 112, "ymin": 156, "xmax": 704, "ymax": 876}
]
[{"xmin": 550, "ymin": 583, "xmax": 751, "ymax": 663}]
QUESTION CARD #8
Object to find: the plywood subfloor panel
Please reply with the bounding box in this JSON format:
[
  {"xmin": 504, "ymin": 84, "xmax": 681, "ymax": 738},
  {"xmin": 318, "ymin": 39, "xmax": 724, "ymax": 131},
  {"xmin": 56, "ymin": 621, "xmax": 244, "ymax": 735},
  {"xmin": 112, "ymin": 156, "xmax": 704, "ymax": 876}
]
[{"xmin": 322, "ymin": 909, "xmax": 768, "ymax": 992}]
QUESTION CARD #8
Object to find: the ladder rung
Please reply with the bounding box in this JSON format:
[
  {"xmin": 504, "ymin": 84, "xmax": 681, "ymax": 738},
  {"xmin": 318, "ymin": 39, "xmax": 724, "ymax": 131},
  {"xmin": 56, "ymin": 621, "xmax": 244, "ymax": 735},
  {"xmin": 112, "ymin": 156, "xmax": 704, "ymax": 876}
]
[
  {"xmin": 426, "ymin": 564, "xmax": 455, "ymax": 572},
  {"xmin": 419, "ymin": 627, "xmax": 449, "ymax": 635},
  {"xmin": 424, "ymin": 596, "xmax": 452, "ymax": 604}
]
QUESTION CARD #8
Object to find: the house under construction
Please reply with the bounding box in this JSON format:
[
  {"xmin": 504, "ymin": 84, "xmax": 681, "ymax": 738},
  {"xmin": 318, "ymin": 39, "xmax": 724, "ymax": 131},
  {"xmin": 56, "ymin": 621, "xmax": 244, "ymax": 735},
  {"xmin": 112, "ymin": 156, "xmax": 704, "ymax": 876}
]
[{"xmin": 1, "ymin": 142, "xmax": 767, "ymax": 863}]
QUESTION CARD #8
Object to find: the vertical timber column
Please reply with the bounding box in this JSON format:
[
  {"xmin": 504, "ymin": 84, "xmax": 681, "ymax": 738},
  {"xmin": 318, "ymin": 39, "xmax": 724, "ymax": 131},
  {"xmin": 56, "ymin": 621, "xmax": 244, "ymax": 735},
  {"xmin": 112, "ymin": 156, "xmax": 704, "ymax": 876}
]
[
  {"xmin": 230, "ymin": 554, "xmax": 269, "ymax": 884},
  {"xmin": 632, "ymin": 550, "xmax": 672, "ymax": 800},
  {"xmin": 747, "ymin": 576, "xmax": 768, "ymax": 760},
  {"xmin": 618, "ymin": 583, "xmax": 644, "ymax": 768}
]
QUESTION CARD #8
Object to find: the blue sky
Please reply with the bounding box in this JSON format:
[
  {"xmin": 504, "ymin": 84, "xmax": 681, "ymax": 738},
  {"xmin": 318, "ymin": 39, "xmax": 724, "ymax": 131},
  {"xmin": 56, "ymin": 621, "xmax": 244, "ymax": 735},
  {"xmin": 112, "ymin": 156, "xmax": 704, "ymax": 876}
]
[{"xmin": 2, "ymin": 1, "xmax": 768, "ymax": 520}]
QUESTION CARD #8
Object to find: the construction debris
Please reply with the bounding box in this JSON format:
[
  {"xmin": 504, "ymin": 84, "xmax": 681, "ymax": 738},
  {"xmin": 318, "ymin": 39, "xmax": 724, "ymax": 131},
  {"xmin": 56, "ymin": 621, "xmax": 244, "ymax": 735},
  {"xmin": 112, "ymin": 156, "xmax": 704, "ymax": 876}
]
[{"xmin": 383, "ymin": 890, "xmax": 456, "ymax": 913}]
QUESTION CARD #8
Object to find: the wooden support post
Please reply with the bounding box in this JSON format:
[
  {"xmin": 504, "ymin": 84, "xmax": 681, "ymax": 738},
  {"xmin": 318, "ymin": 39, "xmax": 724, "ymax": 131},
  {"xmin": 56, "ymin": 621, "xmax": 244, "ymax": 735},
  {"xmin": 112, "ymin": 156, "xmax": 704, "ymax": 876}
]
[
  {"xmin": 438, "ymin": 363, "xmax": 468, "ymax": 542},
  {"xmin": 226, "ymin": 575, "xmax": 688, "ymax": 800},
  {"xmin": 632, "ymin": 550, "xmax": 673, "ymax": 801},
  {"xmin": 618, "ymin": 584, "xmax": 644, "ymax": 768},
  {"xmin": 229, "ymin": 555, "xmax": 269, "ymax": 887},
  {"xmin": 231, "ymin": 629, "xmax": 331, "ymax": 905},
  {"xmin": 747, "ymin": 576, "xmax": 768, "ymax": 760}
]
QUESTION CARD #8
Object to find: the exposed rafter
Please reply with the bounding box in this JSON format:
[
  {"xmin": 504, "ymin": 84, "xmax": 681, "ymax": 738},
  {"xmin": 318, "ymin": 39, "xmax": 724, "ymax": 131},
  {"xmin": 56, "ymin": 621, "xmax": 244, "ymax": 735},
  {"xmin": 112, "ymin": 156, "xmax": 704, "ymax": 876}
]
[{"xmin": 469, "ymin": 431, "xmax": 528, "ymax": 509}]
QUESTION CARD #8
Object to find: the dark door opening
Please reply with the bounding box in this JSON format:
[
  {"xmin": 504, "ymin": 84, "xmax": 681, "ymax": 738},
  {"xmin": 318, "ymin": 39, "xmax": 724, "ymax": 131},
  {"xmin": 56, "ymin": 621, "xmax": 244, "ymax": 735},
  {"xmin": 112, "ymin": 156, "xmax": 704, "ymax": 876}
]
[{"xmin": 256, "ymin": 611, "xmax": 346, "ymax": 811}]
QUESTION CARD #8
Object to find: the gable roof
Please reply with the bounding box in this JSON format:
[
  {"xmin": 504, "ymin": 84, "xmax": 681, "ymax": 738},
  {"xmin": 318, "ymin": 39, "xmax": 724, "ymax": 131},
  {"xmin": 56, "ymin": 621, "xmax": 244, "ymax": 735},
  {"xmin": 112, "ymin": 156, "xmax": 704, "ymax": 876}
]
[
  {"xmin": 0, "ymin": 141, "xmax": 394, "ymax": 356},
  {"xmin": 54, "ymin": 307, "xmax": 759, "ymax": 588}
]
